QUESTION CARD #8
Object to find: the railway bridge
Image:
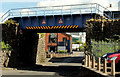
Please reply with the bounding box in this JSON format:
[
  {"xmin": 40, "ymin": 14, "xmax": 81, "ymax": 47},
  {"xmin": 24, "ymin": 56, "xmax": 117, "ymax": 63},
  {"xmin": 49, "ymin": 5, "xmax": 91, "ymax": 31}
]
[
  {"xmin": 1, "ymin": 3, "xmax": 113, "ymax": 66},
  {"xmin": 1, "ymin": 3, "xmax": 112, "ymax": 32}
]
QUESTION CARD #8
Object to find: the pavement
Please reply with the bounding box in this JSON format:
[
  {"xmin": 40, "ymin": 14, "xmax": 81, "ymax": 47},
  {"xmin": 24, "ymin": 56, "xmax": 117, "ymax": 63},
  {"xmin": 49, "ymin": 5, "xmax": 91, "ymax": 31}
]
[
  {"xmin": 48, "ymin": 51, "xmax": 85, "ymax": 63},
  {"xmin": 2, "ymin": 69, "xmax": 56, "ymax": 75}
]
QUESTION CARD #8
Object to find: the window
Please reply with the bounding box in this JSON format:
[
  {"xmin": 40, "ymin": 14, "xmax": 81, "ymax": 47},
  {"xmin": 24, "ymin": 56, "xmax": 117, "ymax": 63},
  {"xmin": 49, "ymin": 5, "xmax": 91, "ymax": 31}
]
[
  {"xmin": 114, "ymin": 14, "xmax": 120, "ymax": 19},
  {"xmin": 63, "ymin": 38, "xmax": 67, "ymax": 44},
  {"xmin": 49, "ymin": 33, "xmax": 57, "ymax": 43}
]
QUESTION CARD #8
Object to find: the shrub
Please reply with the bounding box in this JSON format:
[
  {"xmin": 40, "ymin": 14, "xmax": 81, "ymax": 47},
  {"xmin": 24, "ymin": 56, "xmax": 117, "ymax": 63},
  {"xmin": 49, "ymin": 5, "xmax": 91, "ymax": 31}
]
[
  {"xmin": 57, "ymin": 50, "xmax": 67, "ymax": 53},
  {"xmin": 91, "ymin": 39, "xmax": 120, "ymax": 57},
  {"xmin": 1, "ymin": 41, "xmax": 12, "ymax": 51},
  {"xmin": 46, "ymin": 51, "xmax": 49, "ymax": 54},
  {"xmin": 79, "ymin": 45, "xmax": 84, "ymax": 50}
]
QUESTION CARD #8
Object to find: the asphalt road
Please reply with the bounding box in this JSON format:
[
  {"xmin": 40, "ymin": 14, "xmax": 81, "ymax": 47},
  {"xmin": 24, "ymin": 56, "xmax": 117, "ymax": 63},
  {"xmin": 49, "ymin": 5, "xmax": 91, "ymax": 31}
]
[
  {"xmin": 1, "ymin": 51, "xmax": 106, "ymax": 77},
  {"xmin": 49, "ymin": 51, "xmax": 85, "ymax": 63}
]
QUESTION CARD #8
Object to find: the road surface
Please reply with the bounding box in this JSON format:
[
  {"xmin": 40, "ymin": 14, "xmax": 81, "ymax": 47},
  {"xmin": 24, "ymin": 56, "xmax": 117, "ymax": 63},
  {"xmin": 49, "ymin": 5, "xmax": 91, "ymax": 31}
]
[{"xmin": 2, "ymin": 51, "xmax": 106, "ymax": 77}]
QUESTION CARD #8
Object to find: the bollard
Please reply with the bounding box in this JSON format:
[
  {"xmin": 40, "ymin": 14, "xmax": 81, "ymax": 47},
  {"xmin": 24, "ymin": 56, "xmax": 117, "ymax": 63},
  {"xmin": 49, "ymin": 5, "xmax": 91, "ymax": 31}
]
[
  {"xmin": 88, "ymin": 55, "xmax": 91, "ymax": 68},
  {"xmin": 67, "ymin": 53, "xmax": 68, "ymax": 56},
  {"xmin": 62, "ymin": 53, "xmax": 64, "ymax": 57},
  {"xmin": 50, "ymin": 53, "xmax": 53, "ymax": 58},
  {"xmin": 97, "ymin": 57, "xmax": 101, "ymax": 71},
  {"xmin": 58, "ymin": 53, "xmax": 59, "ymax": 57},
  {"xmin": 85, "ymin": 55, "xmax": 88, "ymax": 66},
  {"xmin": 111, "ymin": 60, "xmax": 115, "ymax": 76},
  {"xmin": 53, "ymin": 52, "xmax": 55, "ymax": 57},
  {"xmin": 60, "ymin": 54, "xmax": 62, "ymax": 57},
  {"xmin": 103, "ymin": 59, "xmax": 107, "ymax": 73},
  {"xmin": 92, "ymin": 56, "xmax": 95, "ymax": 68},
  {"xmin": 64, "ymin": 53, "xmax": 66, "ymax": 57}
]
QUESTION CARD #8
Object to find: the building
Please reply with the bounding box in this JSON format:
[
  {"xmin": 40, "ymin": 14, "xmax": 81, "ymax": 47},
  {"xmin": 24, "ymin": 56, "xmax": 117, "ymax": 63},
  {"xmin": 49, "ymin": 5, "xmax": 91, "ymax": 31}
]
[
  {"xmin": 66, "ymin": 32, "xmax": 86, "ymax": 43},
  {"xmin": 104, "ymin": 11, "xmax": 120, "ymax": 19},
  {"xmin": 66, "ymin": 32, "xmax": 86, "ymax": 51},
  {"xmin": 118, "ymin": 1, "xmax": 120, "ymax": 11},
  {"xmin": 45, "ymin": 33, "xmax": 72, "ymax": 53}
]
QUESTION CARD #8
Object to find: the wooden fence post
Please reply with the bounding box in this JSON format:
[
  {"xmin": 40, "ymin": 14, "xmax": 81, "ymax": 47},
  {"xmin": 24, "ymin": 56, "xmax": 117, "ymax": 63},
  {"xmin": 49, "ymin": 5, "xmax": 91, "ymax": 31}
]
[
  {"xmin": 88, "ymin": 55, "xmax": 91, "ymax": 68},
  {"xmin": 85, "ymin": 55, "xmax": 88, "ymax": 66},
  {"xmin": 111, "ymin": 60, "xmax": 115, "ymax": 76},
  {"xmin": 92, "ymin": 56, "xmax": 95, "ymax": 68},
  {"xmin": 53, "ymin": 52, "xmax": 55, "ymax": 57},
  {"xmin": 50, "ymin": 53, "xmax": 53, "ymax": 58},
  {"xmin": 97, "ymin": 57, "xmax": 101, "ymax": 71},
  {"xmin": 103, "ymin": 59, "xmax": 107, "ymax": 73}
]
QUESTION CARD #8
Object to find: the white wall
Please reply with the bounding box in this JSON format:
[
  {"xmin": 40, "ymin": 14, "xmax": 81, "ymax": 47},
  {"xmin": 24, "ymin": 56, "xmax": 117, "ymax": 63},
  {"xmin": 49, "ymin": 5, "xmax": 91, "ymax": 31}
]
[
  {"xmin": 119, "ymin": 1, "xmax": 120, "ymax": 11},
  {"xmin": 66, "ymin": 32, "xmax": 86, "ymax": 43}
]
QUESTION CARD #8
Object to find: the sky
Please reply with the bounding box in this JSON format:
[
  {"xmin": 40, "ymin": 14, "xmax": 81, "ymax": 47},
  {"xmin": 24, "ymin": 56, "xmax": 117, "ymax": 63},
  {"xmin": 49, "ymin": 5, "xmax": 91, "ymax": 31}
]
[{"xmin": 0, "ymin": 0, "xmax": 120, "ymax": 17}]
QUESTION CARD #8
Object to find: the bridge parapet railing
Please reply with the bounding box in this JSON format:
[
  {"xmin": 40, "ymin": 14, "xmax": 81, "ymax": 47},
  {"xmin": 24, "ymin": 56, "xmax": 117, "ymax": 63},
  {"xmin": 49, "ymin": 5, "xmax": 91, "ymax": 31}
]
[{"xmin": 0, "ymin": 3, "xmax": 112, "ymax": 23}]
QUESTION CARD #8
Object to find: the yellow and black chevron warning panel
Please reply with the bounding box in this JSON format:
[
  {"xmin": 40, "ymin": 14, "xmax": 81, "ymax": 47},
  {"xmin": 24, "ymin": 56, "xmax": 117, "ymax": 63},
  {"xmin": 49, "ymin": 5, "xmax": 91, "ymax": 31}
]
[{"xmin": 26, "ymin": 25, "xmax": 79, "ymax": 29}]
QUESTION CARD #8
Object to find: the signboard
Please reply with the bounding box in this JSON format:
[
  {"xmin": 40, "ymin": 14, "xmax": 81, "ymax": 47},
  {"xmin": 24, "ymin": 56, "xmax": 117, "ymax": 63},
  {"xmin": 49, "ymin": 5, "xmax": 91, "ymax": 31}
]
[
  {"xmin": 58, "ymin": 46, "xmax": 66, "ymax": 50},
  {"xmin": 42, "ymin": 19, "xmax": 46, "ymax": 24},
  {"xmin": 58, "ymin": 18, "xmax": 63, "ymax": 24}
]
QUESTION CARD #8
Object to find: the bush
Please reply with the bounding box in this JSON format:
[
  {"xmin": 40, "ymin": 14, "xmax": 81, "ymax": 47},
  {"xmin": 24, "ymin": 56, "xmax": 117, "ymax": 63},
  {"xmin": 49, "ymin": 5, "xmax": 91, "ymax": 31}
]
[
  {"xmin": 46, "ymin": 51, "xmax": 51, "ymax": 58},
  {"xmin": 1, "ymin": 41, "xmax": 12, "ymax": 51},
  {"xmin": 72, "ymin": 41, "xmax": 83, "ymax": 44},
  {"xmin": 46, "ymin": 51, "xmax": 49, "ymax": 54},
  {"xmin": 72, "ymin": 42, "xmax": 76, "ymax": 44},
  {"xmin": 91, "ymin": 39, "xmax": 120, "ymax": 57},
  {"xmin": 57, "ymin": 50, "xmax": 67, "ymax": 53},
  {"xmin": 79, "ymin": 45, "xmax": 84, "ymax": 50}
]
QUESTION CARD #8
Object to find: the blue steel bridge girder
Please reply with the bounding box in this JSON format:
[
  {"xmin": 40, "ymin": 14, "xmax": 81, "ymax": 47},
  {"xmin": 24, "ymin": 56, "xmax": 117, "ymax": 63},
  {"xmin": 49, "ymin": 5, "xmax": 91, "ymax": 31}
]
[{"xmin": 13, "ymin": 13, "xmax": 95, "ymax": 29}]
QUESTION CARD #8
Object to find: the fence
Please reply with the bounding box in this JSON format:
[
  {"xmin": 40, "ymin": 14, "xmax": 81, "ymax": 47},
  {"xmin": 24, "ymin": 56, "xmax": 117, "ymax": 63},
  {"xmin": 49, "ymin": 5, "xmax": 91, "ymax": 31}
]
[{"xmin": 84, "ymin": 55, "xmax": 120, "ymax": 76}]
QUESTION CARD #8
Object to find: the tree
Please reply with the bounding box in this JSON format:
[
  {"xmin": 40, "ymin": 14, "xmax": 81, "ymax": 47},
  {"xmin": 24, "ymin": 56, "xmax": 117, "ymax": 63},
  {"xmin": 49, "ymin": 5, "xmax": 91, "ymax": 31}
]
[{"xmin": 2, "ymin": 19, "xmax": 21, "ymax": 67}]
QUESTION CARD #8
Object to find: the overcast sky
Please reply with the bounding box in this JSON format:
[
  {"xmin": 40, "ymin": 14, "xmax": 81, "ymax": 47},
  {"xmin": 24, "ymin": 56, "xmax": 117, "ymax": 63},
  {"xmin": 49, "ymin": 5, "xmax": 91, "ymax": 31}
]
[{"xmin": 0, "ymin": 0, "xmax": 120, "ymax": 17}]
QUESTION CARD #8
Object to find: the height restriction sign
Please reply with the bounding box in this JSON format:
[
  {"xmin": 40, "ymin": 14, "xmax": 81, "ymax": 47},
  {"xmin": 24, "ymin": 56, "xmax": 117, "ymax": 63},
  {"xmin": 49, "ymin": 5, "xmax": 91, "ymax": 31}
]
[
  {"xmin": 58, "ymin": 18, "xmax": 63, "ymax": 24},
  {"xmin": 42, "ymin": 19, "xmax": 46, "ymax": 24}
]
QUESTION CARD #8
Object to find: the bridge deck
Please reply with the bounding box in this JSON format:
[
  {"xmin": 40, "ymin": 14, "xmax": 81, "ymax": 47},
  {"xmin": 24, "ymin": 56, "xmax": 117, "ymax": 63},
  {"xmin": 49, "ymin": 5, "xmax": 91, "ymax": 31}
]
[{"xmin": 12, "ymin": 13, "xmax": 97, "ymax": 30}]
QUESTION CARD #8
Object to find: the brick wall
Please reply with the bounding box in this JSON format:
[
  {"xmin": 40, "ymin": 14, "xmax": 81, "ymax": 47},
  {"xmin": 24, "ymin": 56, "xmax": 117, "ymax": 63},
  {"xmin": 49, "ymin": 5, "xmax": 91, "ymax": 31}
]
[{"xmin": 45, "ymin": 33, "xmax": 72, "ymax": 52}]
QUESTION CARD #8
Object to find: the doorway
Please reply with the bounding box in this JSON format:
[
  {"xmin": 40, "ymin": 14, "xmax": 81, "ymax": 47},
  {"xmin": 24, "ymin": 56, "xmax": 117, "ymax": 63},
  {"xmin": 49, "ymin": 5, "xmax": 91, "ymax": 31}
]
[{"xmin": 49, "ymin": 46, "xmax": 57, "ymax": 52}]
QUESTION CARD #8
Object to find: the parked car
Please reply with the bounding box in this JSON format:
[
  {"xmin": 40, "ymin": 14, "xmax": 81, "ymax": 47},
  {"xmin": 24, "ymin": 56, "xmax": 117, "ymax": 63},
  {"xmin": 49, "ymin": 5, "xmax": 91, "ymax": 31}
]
[
  {"xmin": 107, "ymin": 53, "xmax": 120, "ymax": 64},
  {"xmin": 102, "ymin": 50, "xmax": 120, "ymax": 61},
  {"xmin": 107, "ymin": 53, "xmax": 120, "ymax": 71}
]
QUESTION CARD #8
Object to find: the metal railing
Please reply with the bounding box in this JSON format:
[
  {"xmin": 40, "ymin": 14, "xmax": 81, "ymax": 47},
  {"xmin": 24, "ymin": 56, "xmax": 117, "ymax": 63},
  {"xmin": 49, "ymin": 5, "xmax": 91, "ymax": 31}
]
[{"xmin": 0, "ymin": 3, "xmax": 112, "ymax": 23}]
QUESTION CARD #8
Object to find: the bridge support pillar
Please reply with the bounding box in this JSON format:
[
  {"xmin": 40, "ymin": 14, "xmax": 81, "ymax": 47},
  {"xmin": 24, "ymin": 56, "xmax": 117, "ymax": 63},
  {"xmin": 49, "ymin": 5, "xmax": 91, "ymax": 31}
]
[{"xmin": 36, "ymin": 34, "xmax": 46, "ymax": 64}]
